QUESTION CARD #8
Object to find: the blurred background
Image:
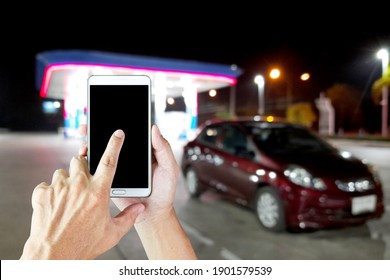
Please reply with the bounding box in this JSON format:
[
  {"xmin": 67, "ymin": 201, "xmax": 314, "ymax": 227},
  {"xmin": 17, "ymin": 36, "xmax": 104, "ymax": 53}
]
[
  {"xmin": 1, "ymin": 15, "xmax": 389, "ymax": 137},
  {"xmin": 1, "ymin": 9, "xmax": 390, "ymax": 260}
]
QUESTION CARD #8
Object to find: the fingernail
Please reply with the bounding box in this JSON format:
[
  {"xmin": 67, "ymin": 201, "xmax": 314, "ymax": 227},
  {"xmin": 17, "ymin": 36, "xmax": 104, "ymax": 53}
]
[
  {"xmin": 155, "ymin": 125, "xmax": 163, "ymax": 138},
  {"xmin": 114, "ymin": 129, "xmax": 125, "ymax": 138}
]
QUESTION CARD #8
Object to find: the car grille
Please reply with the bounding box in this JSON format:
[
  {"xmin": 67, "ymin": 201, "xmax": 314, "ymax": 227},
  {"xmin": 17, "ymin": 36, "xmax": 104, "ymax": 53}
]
[{"xmin": 335, "ymin": 178, "xmax": 375, "ymax": 192}]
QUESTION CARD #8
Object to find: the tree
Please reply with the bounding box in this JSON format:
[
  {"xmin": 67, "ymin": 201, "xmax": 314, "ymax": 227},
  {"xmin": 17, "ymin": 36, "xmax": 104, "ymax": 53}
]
[
  {"xmin": 286, "ymin": 102, "xmax": 317, "ymax": 127},
  {"xmin": 324, "ymin": 83, "xmax": 364, "ymax": 132},
  {"xmin": 371, "ymin": 67, "xmax": 390, "ymax": 104}
]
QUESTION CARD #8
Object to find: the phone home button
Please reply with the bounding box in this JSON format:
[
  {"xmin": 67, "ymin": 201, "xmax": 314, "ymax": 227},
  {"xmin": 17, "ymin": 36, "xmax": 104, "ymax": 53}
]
[{"xmin": 112, "ymin": 190, "xmax": 126, "ymax": 195}]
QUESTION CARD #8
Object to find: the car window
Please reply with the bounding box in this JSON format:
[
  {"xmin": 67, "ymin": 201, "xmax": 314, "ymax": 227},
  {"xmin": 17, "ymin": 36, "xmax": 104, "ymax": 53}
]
[
  {"xmin": 221, "ymin": 126, "xmax": 251, "ymax": 156},
  {"xmin": 198, "ymin": 125, "xmax": 222, "ymax": 148},
  {"xmin": 250, "ymin": 124, "xmax": 334, "ymax": 154}
]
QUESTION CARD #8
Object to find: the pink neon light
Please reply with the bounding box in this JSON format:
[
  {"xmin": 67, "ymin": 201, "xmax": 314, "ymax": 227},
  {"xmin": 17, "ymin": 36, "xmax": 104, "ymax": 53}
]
[{"xmin": 39, "ymin": 63, "xmax": 237, "ymax": 98}]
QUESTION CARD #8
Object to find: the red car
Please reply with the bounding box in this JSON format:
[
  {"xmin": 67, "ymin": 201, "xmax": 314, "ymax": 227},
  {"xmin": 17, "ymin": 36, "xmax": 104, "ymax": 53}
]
[{"xmin": 180, "ymin": 117, "xmax": 384, "ymax": 232}]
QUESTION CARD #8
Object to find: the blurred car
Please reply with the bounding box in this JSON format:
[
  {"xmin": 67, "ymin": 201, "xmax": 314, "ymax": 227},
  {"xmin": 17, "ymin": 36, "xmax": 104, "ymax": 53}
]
[{"xmin": 180, "ymin": 117, "xmax": 384, "ymax": 232}]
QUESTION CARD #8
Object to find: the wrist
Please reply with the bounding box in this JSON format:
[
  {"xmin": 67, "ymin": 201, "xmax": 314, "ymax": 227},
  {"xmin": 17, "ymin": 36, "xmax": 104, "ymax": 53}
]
[
  {"xmin": 135, "ymin": 206, "xmax": 175, "ymax": 230},
  {"xmin": 134, "ymin": 207, "xmax": 197, "ymax": 260},
  {"xmin": 20, "ymin": 239, "xmax": 52, "ymax": 260}
]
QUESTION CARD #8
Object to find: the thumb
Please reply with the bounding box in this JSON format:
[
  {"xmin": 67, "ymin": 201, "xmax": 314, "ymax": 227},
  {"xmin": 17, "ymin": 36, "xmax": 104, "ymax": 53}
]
[{"xmin": 113, "ymin": 203, "xmax": 145, "ymax": 236}]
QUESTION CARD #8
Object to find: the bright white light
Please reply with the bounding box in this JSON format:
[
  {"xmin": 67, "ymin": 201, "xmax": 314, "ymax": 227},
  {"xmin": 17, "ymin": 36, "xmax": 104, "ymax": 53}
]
[
  {"xmin": 209, "ymin": 89, "xmax": 217, "ymax": 97},
  {"xmin": 340, "ymin": 151, "xmax": 352, "ymax": 159},
  {"xmin": 206, "ymin": 128, "xmax": 217, "ymax": 136},
  {"xmin": 191, "ymin": 155, "xmax": 198, "ymax": 161},
  {"xmin": 377, "ymin": 48, "xmax": 389, "ymax": 60},
  {"xmin": 167, "ymin": 97, "xmax": 175, "ymax": 105},
  {"xmin": 254, "ymin": 75, "xmax": 264, "ymax": 86},
  {"xmin": 377, "ymin": 48, "xmax": 389, "ymax": 75},
  {"xmin": 249, "ymin": 175, "xmax": 259, "ymax": 182},
  {"xmin": 256, "ymin": 169, "xmax": 266, "ymax": 176},
  {"xmin": 269, "ymin": 172, "xmax": 277, "ymax": 179}
]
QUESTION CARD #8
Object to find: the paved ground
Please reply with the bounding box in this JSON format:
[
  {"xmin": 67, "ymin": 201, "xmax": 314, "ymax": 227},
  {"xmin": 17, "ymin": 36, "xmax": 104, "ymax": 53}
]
[
  {"xmin": 1, "ymin": 131, "xmax": 389, "ymax": 260},
  {"xmin": 0, "ymin": 131, "xmax": 175, "ymax": 260}
]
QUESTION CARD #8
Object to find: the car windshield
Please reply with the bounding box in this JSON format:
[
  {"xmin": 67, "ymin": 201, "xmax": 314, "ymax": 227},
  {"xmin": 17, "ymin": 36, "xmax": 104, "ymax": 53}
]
[{"xmin": 245, "ymin": 122, "xmax": 335, "ymax": 155}]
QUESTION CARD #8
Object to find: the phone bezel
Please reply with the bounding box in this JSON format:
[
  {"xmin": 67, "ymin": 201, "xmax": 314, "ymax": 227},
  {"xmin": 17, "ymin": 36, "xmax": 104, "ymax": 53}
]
[{"xmin": 87, "ymin": 74, "xmax": 152, "ymax": 197}]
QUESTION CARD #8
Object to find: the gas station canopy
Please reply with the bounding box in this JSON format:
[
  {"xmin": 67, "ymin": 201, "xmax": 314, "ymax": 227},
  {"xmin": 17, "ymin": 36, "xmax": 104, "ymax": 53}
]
[
  {"xmin": 35, "ymin": 49, "xmax": 243, "ymax": 139},
  {"xmin": 35, "ymin": 49, "xmax": 243, "ymax": 99}
]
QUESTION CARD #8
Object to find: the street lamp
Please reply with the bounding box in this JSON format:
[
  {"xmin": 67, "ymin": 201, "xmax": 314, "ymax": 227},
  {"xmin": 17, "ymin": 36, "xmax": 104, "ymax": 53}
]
[
  {"xmin": 269, "ymin": 68, "xmax": 293, "ymax": 108},
  {"xmin": 377, "ymin": 48, "xmax": 389, "ymax": 137},
  {"xmin": 254, "ymin": 75, "xmax": 265, "ymax": 115},
  {"xmin": 269, "ymin": 68, "xmax": 310, "ymax": 109}
]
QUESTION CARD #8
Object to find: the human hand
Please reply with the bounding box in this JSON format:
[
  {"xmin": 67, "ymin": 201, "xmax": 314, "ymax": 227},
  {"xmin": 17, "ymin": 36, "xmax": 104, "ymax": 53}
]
[
  {"xmin": 114, "ymin": 124, "xmax": 180, "ymax": 225},
  {"xmin": 78, "ymin": 124, "xmax": 179, "ymax": 225},
  {"xmin": 21, "ymin": 130, "xmax": 145, "ymax": 260},
  {"xmin": 79, "ymin": 125, "xmax": 196, "ymax": 260}
]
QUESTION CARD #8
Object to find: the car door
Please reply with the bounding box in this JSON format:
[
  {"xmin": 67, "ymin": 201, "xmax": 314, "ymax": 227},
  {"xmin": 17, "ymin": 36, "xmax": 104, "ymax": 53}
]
[
  {"xmin": 193, "ymin": 124, "xmax": 226, "ymax": 189},
  {"xmin": 213, "ymin": 125, "xmax": 260, "ymax": 203}
]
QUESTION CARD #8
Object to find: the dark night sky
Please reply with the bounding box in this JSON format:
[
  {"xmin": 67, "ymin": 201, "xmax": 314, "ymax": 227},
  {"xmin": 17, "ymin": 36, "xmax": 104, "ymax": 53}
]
[{"xmin": 1, "ymin": 13, "xmax": 389, "ymax": 130}]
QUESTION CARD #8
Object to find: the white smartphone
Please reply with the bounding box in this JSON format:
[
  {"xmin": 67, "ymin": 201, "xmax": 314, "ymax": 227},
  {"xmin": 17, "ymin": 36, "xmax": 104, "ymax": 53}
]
[{"xmin": 87, "ymin": 75, "xmax": 152, "ymax": 197}]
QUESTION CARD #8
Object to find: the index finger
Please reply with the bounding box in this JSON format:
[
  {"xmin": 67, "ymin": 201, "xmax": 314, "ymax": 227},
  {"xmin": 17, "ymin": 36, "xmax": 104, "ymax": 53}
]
[{"xmin": 94, "ymin": 129, "xmax": 125, "ymax": 187}]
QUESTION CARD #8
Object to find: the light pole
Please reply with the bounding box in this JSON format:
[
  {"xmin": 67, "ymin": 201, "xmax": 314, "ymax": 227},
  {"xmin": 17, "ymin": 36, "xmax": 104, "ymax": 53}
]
[
  {"xmin": 269, "ymin": 69, "xmax": 311, "ymax": 104},
  {"xmin": 254, "ymin": 75, "xmax": 265, "ymax": 115},
  {"xmin": 269, "ymin": 68, "xmax": 293, "ymax": 108},
  {"xmin": 377, "ymin": 48, "xmax": 389, "ymax": 137}
]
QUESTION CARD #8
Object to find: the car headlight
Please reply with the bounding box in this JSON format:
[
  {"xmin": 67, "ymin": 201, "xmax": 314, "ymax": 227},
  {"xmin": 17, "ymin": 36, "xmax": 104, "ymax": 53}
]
[{"xmin": 284, "ymin": 165, "xmax": 327, "ymax": 191}]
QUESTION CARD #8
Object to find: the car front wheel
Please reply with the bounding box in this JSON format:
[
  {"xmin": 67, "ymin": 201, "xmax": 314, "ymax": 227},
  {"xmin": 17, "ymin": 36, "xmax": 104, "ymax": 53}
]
[
  {"xmin": 185, "ymin": 167, "xmax": 202, "ymax": 198},
  {"xmin": 255, "ymin": 186, "xmax": 286, "ymax": 232}
]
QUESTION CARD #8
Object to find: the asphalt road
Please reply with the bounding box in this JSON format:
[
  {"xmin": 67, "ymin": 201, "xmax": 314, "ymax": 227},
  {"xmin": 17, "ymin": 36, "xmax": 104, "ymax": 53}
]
[{"xmin": 0, "ymin": 132, "xmax": 389, "ymax": 260}]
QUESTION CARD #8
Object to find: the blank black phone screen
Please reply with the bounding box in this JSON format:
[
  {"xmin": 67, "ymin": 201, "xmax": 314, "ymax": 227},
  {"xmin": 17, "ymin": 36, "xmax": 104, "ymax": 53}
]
[{"xmin": 89, "ymin": 84, "xmax": 149, "ymax": 188}]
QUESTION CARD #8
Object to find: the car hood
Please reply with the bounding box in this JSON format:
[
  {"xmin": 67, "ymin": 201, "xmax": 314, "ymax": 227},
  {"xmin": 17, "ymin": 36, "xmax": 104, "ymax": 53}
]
[{"xmin": 266, "ymin": 150, "xmax": 371, "ymax": 179}]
